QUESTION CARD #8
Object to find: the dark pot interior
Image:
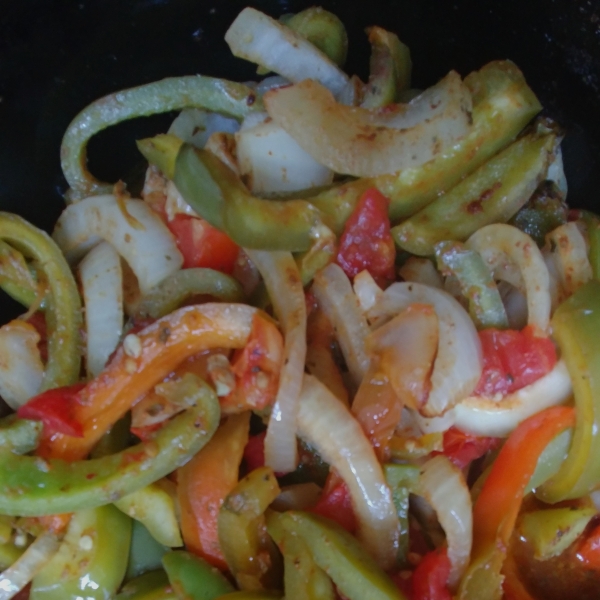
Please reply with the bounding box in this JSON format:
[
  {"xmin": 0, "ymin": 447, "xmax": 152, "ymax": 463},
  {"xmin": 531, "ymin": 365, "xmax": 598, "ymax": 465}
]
[{"xmin": 0, "ymin": 0, "xmax": 599, "ymax": 256}]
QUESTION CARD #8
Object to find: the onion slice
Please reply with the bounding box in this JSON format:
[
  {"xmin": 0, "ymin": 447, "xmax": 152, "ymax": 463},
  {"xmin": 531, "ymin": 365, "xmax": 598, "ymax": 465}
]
[
  {"xmin": 367, "ymin": 282, "xmax": 482, "ymax": 417},
  {"xmin": 0, "ymin": 532, "xmax": 60, "ymax": 600},
  {"xmin": 79, "ymin": 242, "xmax": 124, "ymax": 377},
  {"xmin": 263, "ymin": 71, "xmax": 473, "ymax": 177},
  {"xmin": 0, "ymin": 320, "xmax": 44, "ymax": 410},
  {"xmin": 312, "ymin": 263, "xmax": 370, "ymax": 388},
  {"xmin": 225, "ymin": 7, "xmax": 349, "ymax": 98},
  {"xmin": 245, "ymin": 250, "xmax": 306, "ymax": 473},
  {"xmin": 418, "ymin": 455, "xmax": 472, "ymax": 590},
  {"xmin": 296, "ymin": 374, "xmax": 400, "ymax": 570},
  {"xmin": 53, "ymin": 194, "xmax": 183, "ymax": 294},
  {"xmin": 453, "ymin": 360, "xmax": 573, "ymax": 437},
  {"xmin": 466, "ymin": 224, "xmax": 551, "ymax": 334}
]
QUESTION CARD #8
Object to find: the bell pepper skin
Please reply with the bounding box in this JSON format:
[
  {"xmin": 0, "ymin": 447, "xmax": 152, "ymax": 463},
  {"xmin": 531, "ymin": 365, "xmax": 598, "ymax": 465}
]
[
  {"xmin": 0, "ymin": 414, "xmax": 42, "ymax": 454},
  {"xmin": 0, "ymin": 238, "xmax": 41, "ymax": 308},
  {"xmin": 62, "ymin": 75, "xmax": 263, "ymax": 201},
  {"xmin": 266, "ymin": 510, "xmax": 406, "ymax": 600},
  {"xmin": 116, "ymin": 570, "xmax": 178, "ymax": 600},
  {"xmin": 178, "ymin": 413, "xmax": 249, "ymax": 570},
  {"xmin": 393, "ymin": 132, "xmax": 556, "ymax": 256},
  {"xmin": 537, "ymin": 280, "xmax": 600, "ymax": 502},
  {"xmin": 218, "ymin": 466, "xmax": 281, "ymax": 591},
  {"xmin": 457, "ymin": 406, "xmax": 575, "ymax": 600},
  {"xmin": 30, "ymin": 504, "xmax": 132, "ymax": 600},
  {"xmin": 0, "ymin": 376, "xmax": 220, "ymax": 516},
  {"xmin": 361, "ymin": 26, "xmax": 411, "ymax": 108},
  {"xmin": 0, "ymin": 213, "xmax": 82, "ymax": 390},
  {"xmin": 162, "ymin": 551, "xmax": 234, "ymax": 600},
  {"xmin": 126, "ymin": 520, "xmax": 169, "ymax": 582}
]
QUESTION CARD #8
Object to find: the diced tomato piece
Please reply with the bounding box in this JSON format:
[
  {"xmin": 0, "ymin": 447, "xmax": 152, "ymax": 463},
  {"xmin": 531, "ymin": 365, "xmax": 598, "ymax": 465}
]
[
  {"xmin": 576, "ymin": 523, "xmax": 600, "ymax": 569},
  {"xmin": 17, "ymin": 383, "xmax": 86, "ymax": 438},
  {"xmin": 167, "ymin": 214, "xmax": 239, "ymax": 274},
  {"xmin": 436, "ymin": 427, "xmax": 501, "ymax": 470},
  {"xmin": 336, "ymin": 188, "xmax": 396, "ymax": 284},
  {"xmin": 312, "ymin": 472, "xmax": 357, "ymax": 534},
  {"xmin": 474, "ymin": 325, "xmax": 557, "ymax": 397},
  {"xmin": 412, "ymin": 548, "xmax": 452, "ymax": 600}
]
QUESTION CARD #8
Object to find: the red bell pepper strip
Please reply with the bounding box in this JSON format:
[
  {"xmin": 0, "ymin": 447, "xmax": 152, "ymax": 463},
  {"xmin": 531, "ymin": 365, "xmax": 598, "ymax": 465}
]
[
  {"xmin": 312, "ymin": 472, "xmax": 357, "ymax": 535},
  {"xmin": 17, "ymin": 383, "xmax": 86, "ymax": 438},
  {"xmin": 336, "ymin": 187, "xmax": 396, "ymax": 284},
  {"xmin": 474, "ymin": 325, "xmax": 556, "ymax": 397},
  {"xmin": 457, "ymin": 405, "xmax": 575, "ymax": 599},
  {"xmin": 167, "ymin": 214, "xmax": 240, "ymax": 274},
  {"xmin": 412, "ymin": 548, "xmax": 452, "ymax": 600}
]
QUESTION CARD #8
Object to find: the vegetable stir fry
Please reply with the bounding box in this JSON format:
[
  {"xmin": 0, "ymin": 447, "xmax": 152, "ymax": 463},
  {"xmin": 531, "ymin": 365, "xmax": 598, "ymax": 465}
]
[{"xmin": 1, "ymin": 6, "xmax": 600, "ymax": 600}]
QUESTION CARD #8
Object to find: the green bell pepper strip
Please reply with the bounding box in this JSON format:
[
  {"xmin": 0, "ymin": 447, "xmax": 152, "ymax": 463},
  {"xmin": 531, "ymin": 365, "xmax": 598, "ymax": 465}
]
[
  {"xmin": 435, "ymin": 241, "xmax": 508, "ymax": 330},
  {"xmin": 267, "ymin": 519, "xmax": 334, "ymax": 600},
  {"xmin": 361, "ymin": 26, "xmax": 411, "ymax": 109},
  {"xmin": 536, "ymin": 280, "xmax": 600, "ymax": 502},
  {"xmin": 0, "ymin": 238, "xmax": 43, "ymax": 308},
  {"xmin": 579, "ymin": 211, "xmax": 600, "ymax": 280},
  {"xmin": 30, "ymin": 504, "xmax": 132, "ymax": 600},
  {"xmin": 0, "ymin": 540, "xmax": 24, "ymax": 570},
  {"xmin": 0, "ymin": 414, "xmax": 42, "ymax": 454},
  {"xmin": 90, "ymin": 413, "xmax": 132, "ymax": 458},
  {"xmin": 136, "ymin": 268, "xmax": 244, "ymax": 320},
  {"xmin": 0, "ymin": 378, "xmax": 220, "ymax": 516},
  {"xmin": 162, "ymin": 550, "xmax": 235, "ymax": 600},
  {"xmin": 393, "ymin": 131, "xmax": 555, "ymax": 256},
  {"xmin": 281, "ymin": 7, "xmax": 348, "ymax": 67},
  {"xmin": 0, "ymin": 213, "xmax": 82, "ymax": 390},
  {"xmin": 218, "ymin": 466, "xmax": 282, "ymax": 591},
  {"xmin": 116, "ymin": 570, "xmax": 178, "ymax": 600},
  {"xmin": 116, "ymin": 482, "xmax": 183, "ymax": 548},
  {"xmin": 215, "ymin": 593, "xmax": 282, "ymax": 600},
  {"xmin": 126, "ymin": 520, "xmax": 169, "ymax": 581},
  {"xmin": 265, "ymin": 511, "xmax": 406, "ymax": 600},
  {"xmin": 508, "ymin": 181, "xmax": 567, "ymax": 247},
  {"xmin": 61, "ymin": 76, "xmax": 264, "ymax": 201},
  {"xmin": 383, "ymin": 463, "xmax": 420, "ymax": 568}
]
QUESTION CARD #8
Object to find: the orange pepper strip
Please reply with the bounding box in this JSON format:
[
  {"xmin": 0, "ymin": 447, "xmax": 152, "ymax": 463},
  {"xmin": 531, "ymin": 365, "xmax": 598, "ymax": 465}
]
[
  {"xmin": 458, "ymin": 405, "xmax": 575, "ymax": 599},
  {"xmin": 177, "ymin": 412, "xmax": 250, "ymax": 570},
  {"xmin": 40, "ymin": 303, "xmax": 258, "ymax": 461}
]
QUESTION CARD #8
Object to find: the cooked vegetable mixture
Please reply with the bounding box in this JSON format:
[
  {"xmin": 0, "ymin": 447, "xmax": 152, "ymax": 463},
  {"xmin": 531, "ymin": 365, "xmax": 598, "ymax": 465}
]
[{"xmin": 1, "ymin": 6, "xmax": 599, "ymax": 600}]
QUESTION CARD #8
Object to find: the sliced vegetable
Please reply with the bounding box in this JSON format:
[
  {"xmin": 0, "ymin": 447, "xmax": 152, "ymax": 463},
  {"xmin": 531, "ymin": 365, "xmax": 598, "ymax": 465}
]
[
  {"xmin": 393, "ymin": 132, "xmax": 556, "ymax": 256},
  {"xmin": 61, "ymin": 75, "xmax": 262, "ymax": 200},
  {"xmin": 30, "ymin": 505, "xmax": 131, "ymax": 600},
  {"xmin": 115, "ymin": 570, "xmax": 177, "ymax": 600},
  {"xmin": 125, "ymin": 520, "xmax": 168, "ymax": 581},
  {"xmin": 412, "ymin": 549, "xmax": 452, "ymax": 600},
  {"xmin": 264, "ymin": 71, "xmax": 472, "ymax": 177}
]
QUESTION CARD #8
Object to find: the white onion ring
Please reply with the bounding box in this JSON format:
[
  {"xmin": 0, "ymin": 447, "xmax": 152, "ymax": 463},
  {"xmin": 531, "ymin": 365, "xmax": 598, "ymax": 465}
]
[
  {"xmin": 453, "ymin": 360, "xmax": 572, "ymax": 437},
  {"xmin": 466, "ymin": 224, "xmax": 551, "ymax": 334},
  {"xmin": 79, "ymin": 242, "xmax": 124, "ymax": 377},
  {"xmin": 225, "ymin": 7, "xmax": 349, "ymax": 97},
  {"xmin": 296, "ymin": 374, "xmax": 400, "ymax": 570},
  {"xmin": 368, "ymin": 282, "xmax": 482, "ymax": 417},
  {"xmin": 418, "ymin": 455, "xmax": 472, "ymax": 590},
  {"xmin": 245, "ymin": 250, "xmax": 306, "ymax": 473},
  {"xmin": 0, "ymin": 320, "xmax": 44, "ymax": 410},
  {"xmin": 52, "ymin": 194, "xmax": 183, "ymax": 294},
  {"xmin": 263, "ymin": 71, "xmax": 472, "ymax": 177},
  {"xmin": 312, "ymin": 263, "xmax": 370, "ymax": 388}
]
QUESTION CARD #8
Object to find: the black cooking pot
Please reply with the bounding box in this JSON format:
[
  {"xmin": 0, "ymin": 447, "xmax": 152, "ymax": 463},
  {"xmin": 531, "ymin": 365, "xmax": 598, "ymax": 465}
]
[{"xmin": 0, "ymin": 0, "xmax": 599, "ymax": 261}]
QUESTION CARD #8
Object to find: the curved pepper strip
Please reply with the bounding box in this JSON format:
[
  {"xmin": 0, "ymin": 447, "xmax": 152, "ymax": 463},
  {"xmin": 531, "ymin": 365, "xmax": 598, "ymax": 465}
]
[
  {"xmin": 61, "ymin": 76, "xmax": 263, "ymax": 201},
  {"xmin": 0, "ymin": 375, "xmax": 220, "ymax": 516},
  {"xmin": 579, "ymin": 211, "xmax": 600, "ymax": 280},
  {"xmin": 136, "ymin": 268, "xmax": 244, "ymax": 320},
  {"xmin": 536, "ymin": 280, "xmax": 600, "ymax": 502},
  {"xmin": 0, "ymin": 213, "xmax": 82, "ymax": 390},
  {"xmin": 393, "ymin": 132, "xmax": 556, "ymax": 256},
  {"xmin": 30, "ymin": 504, "xmax": 132, "ymax": 600},
  {"xmin": 218, "ymin": 466, "xmax": 282, "ymax": 591},
  {"xmin": 126, "ymin": 520, "xmax": 169, "ymax": 581},
  {"xmin": 162, "ymin": 550, "xmax": 234, "ymax": 600},
  {"xmin": 41, "ymin": 302, "xmax": 257, "ymax": 461},
  {"xmin": 435, "ymin": 241, "xmax": 508, "ymax": 330},
  {"xmin": 0, "ymin": 415, "xmax": 42, "ymax": 454},
  {"xmin": 266, "ymin": 511, "xmax": 405, "ymax": 600},
  {"xmin": 361, "ymin": 26, "xmax": 411, "ymax": 109},
  {"xmin": 457, "ymin": 405, "xmax": 575, "ymax": 600},
  {"xmin": 0, "ymin": 238, "xmax": 43, "ymax": 308}
]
